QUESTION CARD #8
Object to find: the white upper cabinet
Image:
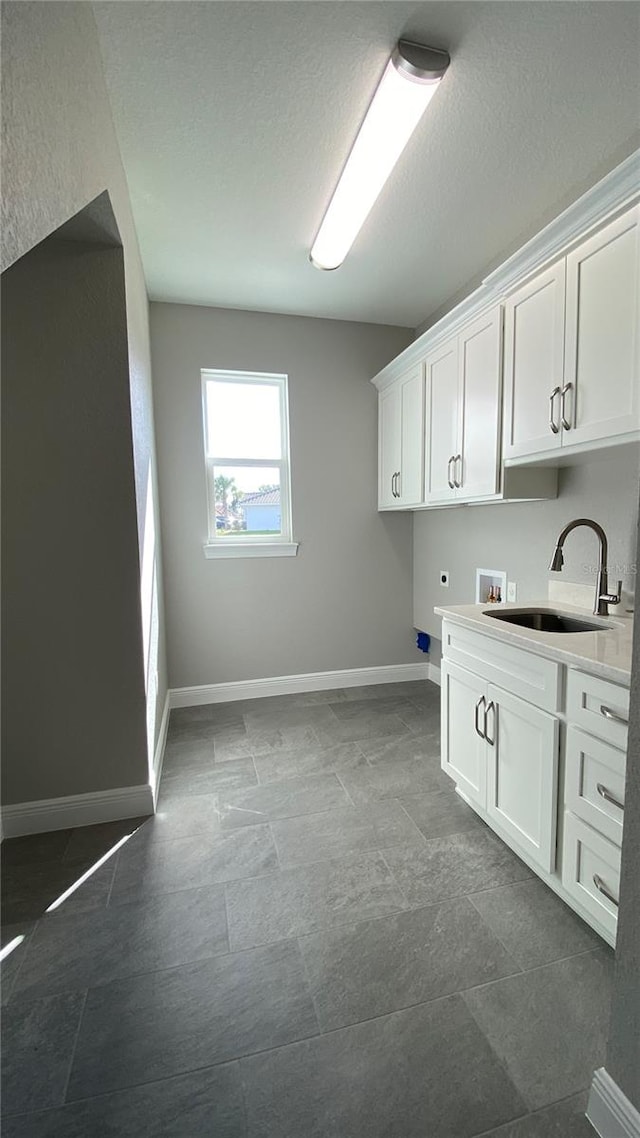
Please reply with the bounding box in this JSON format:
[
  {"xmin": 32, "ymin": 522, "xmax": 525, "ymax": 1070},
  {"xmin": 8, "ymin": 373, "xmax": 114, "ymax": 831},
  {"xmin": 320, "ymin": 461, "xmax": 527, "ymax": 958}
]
[
  {"xmin": 424, "ymin": 337, "xmax": 459, "ymax": 504},
  {"xmin": 425, "ymin": 308, "xmax": 502, "ymax": 504},
  {"xmin": 378, "ymin": 364, "xmax": 424, "ymax": 509},
  {"xmin": 503, "ymin": 204, "xmax": 640, "ymax": 463},
  {"xmin": 372, "ymin": 159, "xmax": 639, "ymax": 508},
  {"xmin": 458, "ymin": 309, "xmax": 503, "ymax": 498},
  {"xmin": 503, "ymin": 262, "xmax": 566, "ymax": 461},
  {"xmin": 564, "ymin": 207, "xmax": 640, "ymax": 447},
  {"xmin": 378, "ymin": 383, "xmax": 401, "ymax": 509}
]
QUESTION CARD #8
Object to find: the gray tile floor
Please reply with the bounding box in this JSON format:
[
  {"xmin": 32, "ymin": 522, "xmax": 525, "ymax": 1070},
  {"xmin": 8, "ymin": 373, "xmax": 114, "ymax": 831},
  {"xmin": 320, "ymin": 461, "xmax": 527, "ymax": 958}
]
[{"xmin": 1, "ymin": 680, "xmax": 607, "ymax": 1136}]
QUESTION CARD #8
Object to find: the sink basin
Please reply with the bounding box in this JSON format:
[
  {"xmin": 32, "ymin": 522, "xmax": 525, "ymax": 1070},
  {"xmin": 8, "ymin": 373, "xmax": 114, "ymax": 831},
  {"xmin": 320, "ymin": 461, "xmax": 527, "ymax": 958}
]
[{"xmin": 483, "ymin": 608, "xmax": 613, "ymax": 633}]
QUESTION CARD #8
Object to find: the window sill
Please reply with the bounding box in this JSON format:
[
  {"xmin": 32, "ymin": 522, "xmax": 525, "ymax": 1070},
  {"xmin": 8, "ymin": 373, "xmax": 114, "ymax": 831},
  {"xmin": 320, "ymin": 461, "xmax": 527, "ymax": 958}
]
[{"xmin": 203, "ymin": 541, "xmax": 299, "ymax": 560}]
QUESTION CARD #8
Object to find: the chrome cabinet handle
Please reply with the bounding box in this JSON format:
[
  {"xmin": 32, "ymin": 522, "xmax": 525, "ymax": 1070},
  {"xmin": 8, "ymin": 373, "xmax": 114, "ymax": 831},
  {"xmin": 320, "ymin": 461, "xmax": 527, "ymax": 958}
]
[
  {"xmin": 474, "ymin": 696, "xmax": 486, "ymax": 739},
  {"xmin": 447, "ymin": 456, "xmax": 455, "ymax": 490},
  {"xmin": 597, "ymin": 782, "xmax": 625, "ymax": 812},
  {"xmin": 391, "ymin": 473, "xmax": 396, "ymax": 498},
  {"xmin": 549, "ymin": 386, "xmax": 561, "ymax": 434},
  {"xmin": 396, "ymin": 471, "xmax": 401, "ymax": 498},
  {"xmin": 484, "ymin": 700, "xmax": 496, "ymax": 746},
  {"xmin": 600, "ymin": 704, "xmax": 628, "ymax": 726},
  {"xmin": 561, "ymin": 382, "xmax": 573, "ymax": 431},
  {"xmin": 454, "ymin": 454, "xmax": 463, "ymax": 489},
  {"xmin": 593, "ymin": 874, "xmax": 619, "ymax": 908}
]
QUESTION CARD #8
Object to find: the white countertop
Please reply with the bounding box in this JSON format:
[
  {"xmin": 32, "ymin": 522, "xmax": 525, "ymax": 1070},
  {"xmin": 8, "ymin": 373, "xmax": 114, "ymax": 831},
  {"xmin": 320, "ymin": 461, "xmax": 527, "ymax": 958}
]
[{"xmin": 434, "ymin": 601, "xmax": 634, "ymax": 684}]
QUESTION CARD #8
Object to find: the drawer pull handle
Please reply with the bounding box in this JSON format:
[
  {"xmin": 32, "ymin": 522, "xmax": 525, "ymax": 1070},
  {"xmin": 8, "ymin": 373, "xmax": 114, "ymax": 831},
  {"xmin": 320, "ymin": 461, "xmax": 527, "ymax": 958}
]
[
  {"xmin": 474, "ymin": 696, "xmax": 486, "ymax": 739},
  {"xmin": 484, "ymin": 700, "xmax": 496, "ymax": 747},
  {"xmin": 549, "ymin": 386, "xmax": 561, "ymax": 434},
  {"xmin": 600, "ymin": 704, "xmax": 628, "ymax": 726},
  {"xmin": 560, "ymin": 382, "xmax": 573, "ymax": 431},
  {"xmin": 596, "ymin": 783, "xmax": 625, "ymax": 812},
  {"xmin": 593, "ymin": 873, "xmax": 619, "ymax": 908}
]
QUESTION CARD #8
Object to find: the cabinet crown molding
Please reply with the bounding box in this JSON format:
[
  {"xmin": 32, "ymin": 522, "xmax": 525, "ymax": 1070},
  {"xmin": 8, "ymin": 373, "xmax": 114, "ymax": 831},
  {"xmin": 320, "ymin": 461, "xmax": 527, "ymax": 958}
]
[{"xmin": 372, "ymin": 148, "xmax": 640, "ymax": 391}]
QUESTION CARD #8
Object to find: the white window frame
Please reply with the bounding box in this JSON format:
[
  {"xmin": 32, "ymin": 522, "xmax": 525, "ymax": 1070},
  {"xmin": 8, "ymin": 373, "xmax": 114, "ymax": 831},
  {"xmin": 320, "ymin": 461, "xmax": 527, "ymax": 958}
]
[{"xmin": 201, "ymin": 369, "xmax": 298, "ymax": 559}]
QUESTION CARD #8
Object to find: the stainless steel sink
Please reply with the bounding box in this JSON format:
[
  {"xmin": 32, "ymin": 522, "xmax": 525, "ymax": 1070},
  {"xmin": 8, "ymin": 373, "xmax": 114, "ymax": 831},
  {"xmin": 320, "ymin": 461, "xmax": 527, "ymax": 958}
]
[{"xmin": 483, "ymin": 608, "xmax": 613, "ymax": 633}]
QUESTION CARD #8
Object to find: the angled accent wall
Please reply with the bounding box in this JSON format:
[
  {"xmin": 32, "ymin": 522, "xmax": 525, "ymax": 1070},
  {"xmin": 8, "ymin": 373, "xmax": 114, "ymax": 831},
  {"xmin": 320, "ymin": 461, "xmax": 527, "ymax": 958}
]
[{"xmin": 1, "ymin": 2, "xmax": 167, "ymax": 804}]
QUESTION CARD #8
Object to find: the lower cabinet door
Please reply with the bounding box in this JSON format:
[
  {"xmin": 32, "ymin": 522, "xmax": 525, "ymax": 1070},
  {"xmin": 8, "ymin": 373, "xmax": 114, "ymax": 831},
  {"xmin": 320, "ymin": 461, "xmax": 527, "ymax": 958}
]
[
  {"xmin": 485, "ymin": 685, "xmax": 559, "ymax": 872},
  {"xmin": 441, "ymin": 662, "xmax": 487, "ymax": 808}
]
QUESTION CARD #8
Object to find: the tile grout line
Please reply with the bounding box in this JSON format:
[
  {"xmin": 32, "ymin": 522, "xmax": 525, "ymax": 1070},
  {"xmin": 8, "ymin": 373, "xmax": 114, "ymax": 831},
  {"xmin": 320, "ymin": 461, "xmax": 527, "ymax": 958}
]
[
  {"xmin": 393, "ymin": 797, "xmax": 431, "ymax": 844},
  {"xmin": 377, "ymin": 847, "xmax": 412, "ymax": 910},
  {"xmin": 333, "ymin": 770, "xmax": 358, "ymax": 808},
  {"xmin": 294, "ymin": 936, "xmax": 324, "ymax": 1037},
  {"xmin": 467, "ymin": 1088, "xmax": 592, "ymax": 1138},
  {"xmin": 105, "ymin": 851, "xmax": 120, "ymax": 907},
  {"xmin": 459, "ymin": 894, "xmax": 525, "ymax": 976},
  {"xmin": 221, "ymin": 880, "xmax": 232, "ymax": 956},
  {"xmin": 61, "ymin": 987, "xmax": 89, "ymax": 1105},
  {"xmin": 459, "ymin": 944, "xmax": 607, "ymax": 997}
]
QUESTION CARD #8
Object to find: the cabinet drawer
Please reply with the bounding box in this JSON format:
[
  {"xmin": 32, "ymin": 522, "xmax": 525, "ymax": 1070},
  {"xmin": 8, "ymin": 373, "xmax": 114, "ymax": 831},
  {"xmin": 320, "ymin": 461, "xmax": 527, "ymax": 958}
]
[
  {"xmin": 562, "ymin": 812, "xmax": 620, "ymax": 941},
  {"xmin": 565, "ymin": 727, "xmax": 626, "ymax": 847},
  {"xmin": 566, "ymin": 670, "xmax": 630, "ymax": 750},
  {"xmin": 442, "ymin": 621, "xmax": 561, "ymax": 712}
]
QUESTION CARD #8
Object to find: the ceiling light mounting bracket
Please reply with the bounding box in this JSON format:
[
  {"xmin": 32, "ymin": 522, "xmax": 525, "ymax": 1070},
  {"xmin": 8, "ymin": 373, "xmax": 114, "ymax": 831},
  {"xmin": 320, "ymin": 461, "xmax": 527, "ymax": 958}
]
[{"xmin": 392, "ymin": 40, "xmax": 450, "ymax": 83}]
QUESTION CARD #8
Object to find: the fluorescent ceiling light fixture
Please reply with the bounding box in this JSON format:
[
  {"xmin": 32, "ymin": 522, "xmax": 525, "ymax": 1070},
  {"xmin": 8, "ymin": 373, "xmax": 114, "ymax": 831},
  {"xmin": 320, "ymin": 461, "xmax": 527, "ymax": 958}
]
[{"xmin": 310, "ymin": 39, "xmax": 449, "ymax": 271}]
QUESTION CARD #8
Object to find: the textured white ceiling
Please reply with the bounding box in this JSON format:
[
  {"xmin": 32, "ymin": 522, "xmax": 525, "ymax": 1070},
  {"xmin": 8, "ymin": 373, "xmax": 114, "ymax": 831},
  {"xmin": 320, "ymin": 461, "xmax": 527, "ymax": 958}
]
[{"xmin": 93, "ymin": 1, "xmax": 640, "ymax": 329}]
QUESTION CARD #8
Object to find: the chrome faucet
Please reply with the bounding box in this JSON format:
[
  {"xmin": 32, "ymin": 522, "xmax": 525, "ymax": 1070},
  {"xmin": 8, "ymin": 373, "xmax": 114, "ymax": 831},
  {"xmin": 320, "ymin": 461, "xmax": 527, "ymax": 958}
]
[{"xmin": 549, "ymin": 518, "xmax": 622, "ymax": 617}]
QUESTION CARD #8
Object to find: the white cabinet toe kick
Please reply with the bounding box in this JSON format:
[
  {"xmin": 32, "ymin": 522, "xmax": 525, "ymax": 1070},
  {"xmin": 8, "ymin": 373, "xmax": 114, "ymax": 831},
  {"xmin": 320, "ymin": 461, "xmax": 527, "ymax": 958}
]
[{"xmin": 440, "ymin": 618, "xmax": 629, "ymax": 947}]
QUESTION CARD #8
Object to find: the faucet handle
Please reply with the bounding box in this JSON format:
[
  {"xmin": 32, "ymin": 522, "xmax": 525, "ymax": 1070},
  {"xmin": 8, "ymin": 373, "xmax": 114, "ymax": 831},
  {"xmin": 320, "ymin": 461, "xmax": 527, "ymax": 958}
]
[{"xmin": 602, "ymin": 580, "xmax": 623, "ymax": 606}]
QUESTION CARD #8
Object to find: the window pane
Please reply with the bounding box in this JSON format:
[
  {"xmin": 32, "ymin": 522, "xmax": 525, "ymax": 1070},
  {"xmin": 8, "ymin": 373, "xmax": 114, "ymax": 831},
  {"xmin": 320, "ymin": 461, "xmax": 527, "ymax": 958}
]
[
  {"xmin": 206, "ymin": 381, "xmax": 282, "ymax": 460},
  {"xmin": 211, "ymin": 465, "xmax": 282, "ymax": 537}
]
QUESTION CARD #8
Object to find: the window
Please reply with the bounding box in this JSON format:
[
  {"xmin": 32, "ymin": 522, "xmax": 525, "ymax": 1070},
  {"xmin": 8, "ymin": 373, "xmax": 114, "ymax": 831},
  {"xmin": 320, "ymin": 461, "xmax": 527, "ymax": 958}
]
[{"xmin": 201, "ymin": 369, "xmax": 297, "ymax": 558}]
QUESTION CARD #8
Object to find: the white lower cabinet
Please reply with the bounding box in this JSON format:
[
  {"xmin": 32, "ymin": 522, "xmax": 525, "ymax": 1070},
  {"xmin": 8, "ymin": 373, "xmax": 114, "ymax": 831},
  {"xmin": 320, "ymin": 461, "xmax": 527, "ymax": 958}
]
[
  {"xmin": 562, "ymin": 813, "xmax": 621, "ymax": 942},
  {"xmin": 485, "ymin": 685, "xmax": 559, "ymax": 873},
  {"xmin": 442, "ymin": 660, "xmax": 559, "ymax": 872},
  {"xmin": 565, "ymin": 727, "xmax": 626, "ymax": 846},
  {"xmin": 440, "ymin": 620, "xmax": 629, "ymax": 946},
  {"xmin": 441, "ymin": 662, "xmax": 487, "ymax": 808}
]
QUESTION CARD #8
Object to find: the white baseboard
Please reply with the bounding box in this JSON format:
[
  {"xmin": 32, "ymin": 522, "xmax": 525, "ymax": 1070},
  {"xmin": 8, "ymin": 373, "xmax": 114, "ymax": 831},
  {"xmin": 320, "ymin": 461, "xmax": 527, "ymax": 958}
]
[
  {"xmin": 428, "ymin": 664, "xmax": 441, "ymax": 686},
  {"xmin": 588, "ymin": 1068, "xmax": 640, "ymax": 1138},
  {"xmin": 171, "ymin": 661, "xmax": 433, "ymax": 708},
  {"xmin": 1, "ymin": 784, "xmax": 154, "ymax": 838},
  {"xmin": 151, "ymin": 692, "xmax": 170, "ymax": 807}
]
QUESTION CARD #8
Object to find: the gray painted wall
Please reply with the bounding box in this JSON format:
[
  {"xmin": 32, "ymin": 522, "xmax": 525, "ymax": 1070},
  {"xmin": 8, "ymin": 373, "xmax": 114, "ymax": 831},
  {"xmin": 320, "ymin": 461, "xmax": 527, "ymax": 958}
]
[
  {"xmin": 2, "ymin": 239, "xmax": 149, "ymax": 802},
  {"xmin": 1, "ymin": 1, "xmax": 167, "ymax": 772},
  {"xmin": 414, "ymin": 450, "xmax": 640, "ymax": 656},
  {"xmin": 150, "ymin": 303, "xmax": 416, "ymax": 688},
  {"xmin": 605, "ymin": 506, "xmax": 640, "ymax": 1112}
]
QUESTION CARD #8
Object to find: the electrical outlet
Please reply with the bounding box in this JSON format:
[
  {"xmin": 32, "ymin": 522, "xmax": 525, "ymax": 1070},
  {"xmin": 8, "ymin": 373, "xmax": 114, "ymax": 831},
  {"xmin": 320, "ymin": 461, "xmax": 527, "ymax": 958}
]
[
  {"xmin": 440, "ymin": 570, "xmax": 450, "ymax": 587},
  {"xmin": 507, "ymin": 581, "xmax": 517, "ymax": 603}
]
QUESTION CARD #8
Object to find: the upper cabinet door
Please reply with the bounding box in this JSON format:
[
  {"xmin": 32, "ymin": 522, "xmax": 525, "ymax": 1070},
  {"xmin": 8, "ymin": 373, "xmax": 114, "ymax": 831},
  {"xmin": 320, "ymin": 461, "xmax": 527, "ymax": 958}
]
[
  {"xmin": 458, "ymin": 308, "xmax": 503, "ymax": 499},
  {"xmin": 503, "ymin": 262, "xmax": 566, "ymax": 461},
  {"xmin": 425, "ymin": 337, "xmax": 459, "ymax": 504},
  {"xmin": 563, "ymin": 205, "xmax": 640, "ymax": 448},
  {"xmin": 378, "ymin": 384, "xmax": 401, "ymax": 509},
  {"xmin": 398, "ymin": 366, "xmax": 425, "ymax": 506}
]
